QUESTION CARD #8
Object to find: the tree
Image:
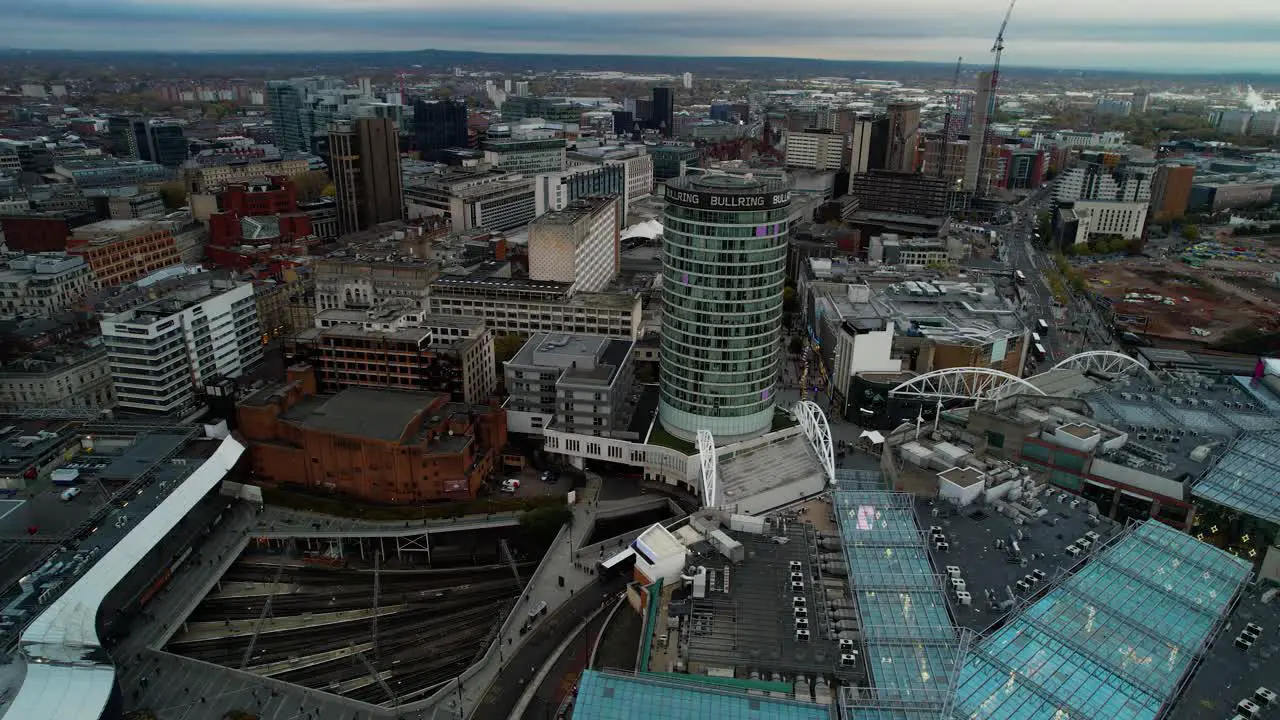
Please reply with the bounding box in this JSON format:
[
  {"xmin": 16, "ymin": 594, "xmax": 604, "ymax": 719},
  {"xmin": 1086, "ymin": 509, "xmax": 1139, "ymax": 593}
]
[
  {"xmin": 1181, "ymin": 224, "xmax": 1201, "ymax": 241},
  {"xmin": 519, "ymin": 504, "xmax": 572, "ymax": 543},
  {"xmin": 321, "ymin": 183, "xmax": 336, "ymax": 198},
  {"xmin": 494, "ymin": 334, "xmax": 526, "ymax": 373},
  {"xmin": 157, "ymin": 181, "xmax": 187, "ymax": 210},
  {"xmin": 291, "ymin": 170, "xmax": 332, "ymax": 203},
  {"xmin": 782, "ymin": 286, "xmax": 797, "ymax": 315}
]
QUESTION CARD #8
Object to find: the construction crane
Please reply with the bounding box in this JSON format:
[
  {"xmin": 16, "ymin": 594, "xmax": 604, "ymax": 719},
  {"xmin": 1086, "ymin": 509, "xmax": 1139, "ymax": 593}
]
[
  {"xmin": 938, "ymin": 56, "xmax": 963, "ymax": 181},
  {"xmin": 974, "ymin": 0, "xmax": 1017, "ymax": 194},
  {"xmin": 990, "ymin": 0, "xmax": 1018, "ymax": 95}
]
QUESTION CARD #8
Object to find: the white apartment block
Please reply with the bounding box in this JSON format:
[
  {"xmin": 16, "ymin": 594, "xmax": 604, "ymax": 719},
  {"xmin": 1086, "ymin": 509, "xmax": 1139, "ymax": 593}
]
[
  {"xmin": 1055, "ymin": 164, "xmax": 1151, "ymax": 205},
  {"xmin": 428, "ymin": 277, "xmax": 642, "ymax": 339},
  {"xmin": 101, "ymin": 276, "xmax": 263, "ymax": 413},
  {"xmin": 528, "ymin": 196, "xmax": 620, "ymax": 294},
  {"xmin": 0, "ymin": 253, "xmax": 94, "ymax": 319},
  {"xmin": 786, "ymin": 129, "xmax": 845, "ymax": 172},
  {"xmin": 0, "ymin": 348, "xmax": 114, "ymax": 411},
  {"xmin": 1067, "ymin": 201, "xmax": 1149, "ymax": 243},
  {"xmin": 608, "ymin": 153, "xmax": 654, "ymax": 205}
]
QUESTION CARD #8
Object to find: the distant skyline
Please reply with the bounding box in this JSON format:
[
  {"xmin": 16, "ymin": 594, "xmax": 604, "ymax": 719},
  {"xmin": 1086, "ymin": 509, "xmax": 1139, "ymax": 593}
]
[{"xmin": 3, "ymin": 0, "xmax": 1280, "ymax": 74}]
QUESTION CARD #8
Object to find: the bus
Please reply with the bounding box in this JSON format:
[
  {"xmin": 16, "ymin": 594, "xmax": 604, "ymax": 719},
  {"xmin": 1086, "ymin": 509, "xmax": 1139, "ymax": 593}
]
[
  {"xmin": 1014, "ymin": 270, "xmax": 1027, "ymax": 285},
  {"xmin": 1032, "ymin": 344, "xmax": 1047, "ymax": 362},
  {"xmin": 1036, "ymin": 319, "xmax": 1050, "ymax": 335},
  {"xmin": 1031, "ymin": 332, "xmax": 1041, "ymax": 345}
]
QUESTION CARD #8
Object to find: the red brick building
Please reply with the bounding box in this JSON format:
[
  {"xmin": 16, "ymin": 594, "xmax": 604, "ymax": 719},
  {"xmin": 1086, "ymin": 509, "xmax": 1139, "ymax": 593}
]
[
  {"xmin": 236, "ymin": 365, "xmax": 508, "ymax": 503},
  {"xmin": 0, "ymin": 211, "xmax": 98, "ymax": 253},
  {"xmin": 205, "ymin": 177, "xmax": 316, "ymax": 271},
  {"xmin": 67, "ymin": 219, "xmax": 181, "ymax": 288}
]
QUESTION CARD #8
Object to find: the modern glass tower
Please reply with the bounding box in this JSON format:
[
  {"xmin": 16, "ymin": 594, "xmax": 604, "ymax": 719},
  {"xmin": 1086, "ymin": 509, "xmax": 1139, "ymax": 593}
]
[{"xmin": 658, "ymin": 173, "xmax": 791, "ymax": 443}]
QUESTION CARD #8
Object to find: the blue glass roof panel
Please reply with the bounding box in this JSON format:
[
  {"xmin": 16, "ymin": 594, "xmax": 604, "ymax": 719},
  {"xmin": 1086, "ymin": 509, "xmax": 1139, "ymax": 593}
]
[
  {"xmin": 571, "ymin": 670, "xmax": 833, "ymax": 720},
  {"xmin": 1191, "ymin": 430, "xmax": 1280, "ymax": 524}
]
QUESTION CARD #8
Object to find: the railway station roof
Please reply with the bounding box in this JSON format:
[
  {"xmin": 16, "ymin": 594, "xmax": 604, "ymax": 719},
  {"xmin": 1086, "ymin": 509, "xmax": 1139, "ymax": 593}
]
[{"xmin": 2, "ymin": 436, "xmax": 246, "ymax": 720}]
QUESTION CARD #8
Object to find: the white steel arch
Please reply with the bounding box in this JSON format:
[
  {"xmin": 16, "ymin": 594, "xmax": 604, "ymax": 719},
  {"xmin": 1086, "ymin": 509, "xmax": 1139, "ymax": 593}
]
[
  {"xmin": 793, "ymin": 400, "xmax": 836, "ymax": 487},
  {"xmin": 697, "ymin": 429, "xmax": 719, "ymax": 508},
  {"xmin": 889, "ymin": 367, "xmax": 1047, "ymax": 402},
  {"xmin": 1046, "ymin": 350, "xmax": 1157, "ymax": 381}
]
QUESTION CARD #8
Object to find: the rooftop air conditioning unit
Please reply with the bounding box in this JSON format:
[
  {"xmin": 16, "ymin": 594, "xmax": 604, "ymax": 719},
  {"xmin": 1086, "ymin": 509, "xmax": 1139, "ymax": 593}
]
[
  {"xmin": 1238, "ymin": 699, "xmax": 1260, "ymax": 718},
  {"xmin": 839, "ymin": 638, "xmax": 855, "ymax": 652},
  {"xmin": 793, "ymin": 596, "xmax": 806, "ymax": 607},
  {"xmin": 792, "ymin": 582, "xmax": 805, "ymax": 593},
  {"xmin": 796, "ymin": 629, "xmax": 811, "ymax": 641},
  {"xmin": 955, "ymin": 590, "xmax": 972, "ymax": 606},
  {"xmin": 1016, "ymin": 580, "xmax": 1030, "ymax": 593},
  {"xmin": 1032, "ymin": 569, "xmax": 1047, "ymax": 580},
  {"xmin": 1235, "ymin": 635, "xmax": 1254, "ymax": 650},
  {"xmin": 946, "ymin": 565, "xmax": 962, "ymax": 578},
  {"xmin": 840, "ymin": 653, "xmax": 858, "ymax": 667},
  {"xmin": 1256, "ymin": 688, "xmax": 1277, "ymax": 706},
  {"xmin": 936, "ymin": 541, "xmax": 950, "ymax": 552},
  {"xmin": 795, "ymin": 617, "xmax": 809, "ymax": 629}
]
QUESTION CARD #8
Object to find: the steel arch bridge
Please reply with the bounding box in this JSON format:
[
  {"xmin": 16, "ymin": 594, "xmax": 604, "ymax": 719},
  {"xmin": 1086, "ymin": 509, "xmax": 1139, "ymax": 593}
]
[
  {"xmin": 697, "ymin": 429, "xmax": 719, "ymax": 508},
  {"xmin": 889, "ymin": 367, "xmax": 1047, "ymax": 403},
  {"xmin": 1044, "ymin": 350, "xmax": 1157, "ymax": 381},
  {"xmin": 793, "ymin": 400, "xmax": 836, "ymax": 487}
]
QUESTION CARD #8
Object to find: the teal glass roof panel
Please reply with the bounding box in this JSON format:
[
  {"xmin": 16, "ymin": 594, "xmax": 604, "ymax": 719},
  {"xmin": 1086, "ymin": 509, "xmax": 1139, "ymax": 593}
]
[{"xmin": 571, "ymin": 670, "xmax": 833, "ymax": 720}]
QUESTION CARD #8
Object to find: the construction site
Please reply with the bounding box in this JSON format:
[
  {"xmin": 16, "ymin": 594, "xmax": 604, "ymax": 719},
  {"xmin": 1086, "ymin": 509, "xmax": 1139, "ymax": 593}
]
[{"xmin": 1082, "ymin": 252, "xmax": 1280, "ymax": 343}]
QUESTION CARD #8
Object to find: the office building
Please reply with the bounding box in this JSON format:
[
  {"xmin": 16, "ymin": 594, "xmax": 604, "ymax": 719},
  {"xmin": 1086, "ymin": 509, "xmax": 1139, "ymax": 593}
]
[
  {"xmin": 412, "ymin": 99, "xmax": 468, "ymax": 158},
  {"xmin": 611, "ymin": 110, "xmax": 634, "ymax": 135},
  {"xmin": 534, "ymin": 164, "xmax": 626, "ymax": 215},
  {"xmin": 682, "ymin": 72, "xmax": 693, "ymax": 90},
  {"xmin": 1150, "ymin": 164, "xmax": 1195, "ymax": 222},
  {"xmin": 514, "ymin": 81, "xmax": 530, "ymax": 97},
  {"xmin": 504, "ymin": 333, "xmax": 636, "ymax": 436},
  {"xmin": 428, "ymin": 277, "xmax": 641, "ymax": 338},
  {"xmin": 1094, "ymin": 97, "xmax": 1133, "ymax": 117},
  {"xmin": 481, "ymin": 138, "xmax": 566, "ymax": 174},
  {"xmin": 67, "ymin": 219, "xmax": 181, "ymax": 288},
  {"xmin": 106, "ymin": 116, "xmax": 187, "ymax": 167},
  {"xmin": 651, "ymin": 87, "xmax": 675, "ymax": 138},
  {"xmin": 182, "ymin": 152, "xmax": 311, "ymax": 194},
  {"xmin": 313, "ymin": 257, "xmax": 438, "ymax": 312},
  {"xmin": 254, "ymin": 268, "xmax": 314, "ymax": 340},
  {"xmin": 649, "ymin": 144, "xmax": 701, "ymax": 182},
  {"xmin": 0, "ymin": 252, "xmax": 94, "ymax": 319},
  {"xmin": 0, "ymin": 342, "xmax": 113, "ymax": 411},
  {"xmin": 1057, "ymin": 200, "xmax": 1148, "ymax": 245},
  {"xmin": 963, "ymin": 71, "xmax": 995, "ymax": 192},
  {"xmin": 567, "ymin": 145, "xmax": 654, "ymax": 206},
  {"xmin": 101, "ymin": 274, "xmax": 263, "ymax": 413},
  {"xmin": 848, "ymin": 170, "xmax": 948, "ymax": 218},
  {"xmin": 99, "ymin": 188, "xmax": 165, "ymax": 219},
  {"xmin": 52, "ymin": 158, "xmax": 166, "ymax": 188},
  {"xmin": 528, "ymin": 196, "xmax": 621, "ymax": 293},
  {"xmin": 237, "ymin": 366, "xmax": 507, "ymax": 503},
  {"xmin": 885, "ymin": 102, "xmax": 921, "ymax": 173},
  {"xmin": 1249, "ymin": 111, "xmax": 1280, "ymax": 137},
  {"xmin": 292, "ymin": 310, "xmax": 495, "ymax": 404},
  {"xmin": 785, "ymin": 129, "xmax": 845, "ymax": 172},
  {"xmin": 329, "ymin": 118, "xmax": 404, "ymax": 235},
  {"xmin": 658, "ymin": 174, "xmax": 790, "ymax": 443},
  {"xmin": 1131, "ymin": 89, "xmax": 1151, "ymax": 113},
  {"xmin": 848, "ymin": 115, "xmax": 890, "ymax": 183},
  {"xmin": 403, "ymin": 168, "xmax": 536, "ymax": 232},
  {"xmin": 1217, "ymin": 110, "xmax": 1253, "ymax": 135}
]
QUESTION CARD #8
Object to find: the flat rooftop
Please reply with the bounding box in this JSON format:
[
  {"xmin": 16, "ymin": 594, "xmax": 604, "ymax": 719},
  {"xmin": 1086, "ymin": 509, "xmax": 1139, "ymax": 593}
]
[
  {"xmin": 512, "ymin": 333, "xmax": 633, "ymax": 387},
  {"xmin": 915, "ymin": 490, "xmax": 1122, "ymax": 633},
  {"xmin": 680, "ymin": 522, "xmax": 860, "ymax": 680},
  {"xmin": 717, "ymin": 433, "xmax": 827, "ymax": 515},
  {"xmin": 280, "ymin": 388, "xmax": 444, "ymax": 443},
  {"xmin": 1167, "ymin": 581, "xmax": 1280, "ymax": 720}
]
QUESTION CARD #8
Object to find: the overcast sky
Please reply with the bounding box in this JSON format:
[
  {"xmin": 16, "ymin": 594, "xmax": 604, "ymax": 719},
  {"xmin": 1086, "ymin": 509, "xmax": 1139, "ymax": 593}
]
[{"xmin": 4, "ymin": 0, "xmax": 1279, "ymax": 73}]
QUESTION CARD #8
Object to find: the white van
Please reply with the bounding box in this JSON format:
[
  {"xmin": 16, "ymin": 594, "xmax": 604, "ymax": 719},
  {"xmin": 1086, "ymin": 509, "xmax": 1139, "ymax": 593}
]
[{"xmin": 60, "ymin": 487, "xmax": 82, "ymax": 502}]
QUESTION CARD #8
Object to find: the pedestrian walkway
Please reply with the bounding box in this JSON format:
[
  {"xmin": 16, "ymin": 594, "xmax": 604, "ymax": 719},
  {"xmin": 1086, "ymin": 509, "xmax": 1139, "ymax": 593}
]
[
  {"xmin": 255, "ymin": 506, "xmax": 521, "ymax": 537},
  {"xmin": 419, "ymin": 474, "xmax": 605, "ymax": 719}
]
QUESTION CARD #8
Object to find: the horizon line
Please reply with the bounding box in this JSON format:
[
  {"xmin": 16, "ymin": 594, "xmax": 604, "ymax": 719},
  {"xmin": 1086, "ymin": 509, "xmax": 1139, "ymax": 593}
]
[{"xmin": 1, "ymin": 46, "xmax": 1277, "ymax": 78}]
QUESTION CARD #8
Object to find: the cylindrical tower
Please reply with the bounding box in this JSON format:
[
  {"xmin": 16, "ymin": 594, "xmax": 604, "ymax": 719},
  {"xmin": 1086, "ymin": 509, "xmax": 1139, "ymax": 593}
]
[{"xmin": 658, "ymin": 173, "xmax": 791, "ymax": 443}]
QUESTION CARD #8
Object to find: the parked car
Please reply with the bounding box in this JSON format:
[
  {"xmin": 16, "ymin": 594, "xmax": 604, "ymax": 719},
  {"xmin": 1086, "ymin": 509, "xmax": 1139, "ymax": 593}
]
[
  {"xmin": 500, "ymin": 478, "xmax": 521, "ymax": 494},
  {"xmin": 540, "ymin": 469, "xmax": 560, "ymax": 484},
  {"xmin": 60, "ymin": 487, "xmax": 82, "ymax": 502}
]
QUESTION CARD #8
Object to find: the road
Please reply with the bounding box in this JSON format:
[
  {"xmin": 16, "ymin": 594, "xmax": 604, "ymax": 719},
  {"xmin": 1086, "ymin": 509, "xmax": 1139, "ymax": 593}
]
[
  {"xmin": 518, "ymin": 598, "xmax": 613, "ymax": 720},
  {"xmin": 469, "ymin": 575, "xmax": 627, "ymax": 720}
]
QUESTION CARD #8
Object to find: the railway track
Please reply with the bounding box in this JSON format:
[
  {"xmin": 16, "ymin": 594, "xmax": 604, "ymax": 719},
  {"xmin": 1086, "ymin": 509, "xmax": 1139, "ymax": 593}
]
[{"xmin": 189, "ymin": 577, "xmax": 522, "ymax": 621}]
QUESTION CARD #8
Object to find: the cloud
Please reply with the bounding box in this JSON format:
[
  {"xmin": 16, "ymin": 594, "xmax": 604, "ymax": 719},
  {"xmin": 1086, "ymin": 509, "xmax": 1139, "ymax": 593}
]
[{"xmin": 3, "ymin": 0, "xmax": 1280, "ymax": 72}]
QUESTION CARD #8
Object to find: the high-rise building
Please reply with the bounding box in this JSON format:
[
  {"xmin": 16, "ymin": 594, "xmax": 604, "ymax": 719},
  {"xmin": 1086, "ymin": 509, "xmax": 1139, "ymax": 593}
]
[
  {"xmin": 963, "ymin": 71, "xmax": 996, "ymax": 192},
  {"xmin": 1150, "ymin": 164, "xmax": 1195, "ymax": 222},
  {"xmin": 514, "ymin": 81, "xmax": 530, "ymax": 97},
  {"xmin": 885, "ymin": 102, "xmax": 922, "ymax": 173},
  {"xmin": 101, "ymin": 274, "xmax": 263, "ymax": 414},
  {"xmin": 329, "ymin": 118, "xmax": 404, "ymax": 235},
  {"xmin": 528, "ymin": 196, "xmax": 621, "ymax": 294},
  {"xmin": 682, "ymin": 72, "xmax": 694, "ymax": 90},
  {"xmin": 658, "ymin": 174, "xmax": 790, "ymax": 443},
  {"xmin": 848, "ymin": 116, "xmax": 890, "ymax": 183},
  {"xmin": 412, "ymin": 99, "xmax": 468, "ymax": 159},
  {"xmin": 1131, "ymin": 90, "xmax": 1151, "ymax": 114},
  {"xmin": 651, "ymin": 87, "xmax": 675, "ymax": 138},
  {"xmin": 534, "ymin": 164, "xmax": 626, "ymax": 215},
  {"xmin": 848, "ymin": 170, "xmax": 948, "ymax": 217},
  {"xmin": 785, "ymin": 129, "xmax": 845, "ymax": 172}
]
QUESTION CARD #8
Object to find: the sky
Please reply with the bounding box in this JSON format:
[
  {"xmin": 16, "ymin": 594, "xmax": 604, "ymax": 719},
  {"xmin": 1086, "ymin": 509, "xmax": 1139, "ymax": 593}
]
[{"xmin": 3, "ymin": 0, "xmax": 1280, "ymax": 73}]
